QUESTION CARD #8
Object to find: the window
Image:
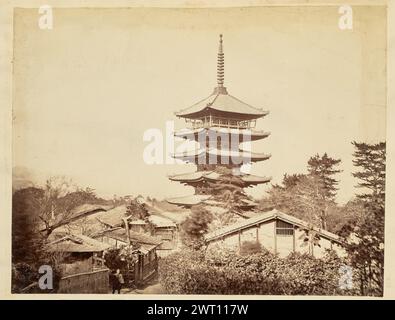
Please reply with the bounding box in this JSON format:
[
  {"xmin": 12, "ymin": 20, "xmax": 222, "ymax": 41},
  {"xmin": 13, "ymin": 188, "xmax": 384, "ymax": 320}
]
[{"xmin": 276, "ymin": 220, "xmax": 294, "ymax": 236}]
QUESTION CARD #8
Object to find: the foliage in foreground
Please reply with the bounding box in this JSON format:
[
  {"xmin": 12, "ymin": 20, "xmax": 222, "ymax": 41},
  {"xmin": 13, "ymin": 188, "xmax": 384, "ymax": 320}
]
[{"xmin": 159, "ymin": 247, "xmax": 356, "ymax": 296}]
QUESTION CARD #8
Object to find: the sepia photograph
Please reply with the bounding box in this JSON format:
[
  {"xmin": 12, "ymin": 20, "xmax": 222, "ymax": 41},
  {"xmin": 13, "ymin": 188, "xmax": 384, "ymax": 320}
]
[{"xmin": 2, "ymin": 0, "xmax": 391, "ymax": 299}]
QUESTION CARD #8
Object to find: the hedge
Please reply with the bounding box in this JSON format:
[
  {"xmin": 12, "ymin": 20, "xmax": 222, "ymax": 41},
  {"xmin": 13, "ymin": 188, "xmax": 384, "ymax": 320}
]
[{"xmin": 159, "ymin": 247, "xmax": 355, "ymax": 295}]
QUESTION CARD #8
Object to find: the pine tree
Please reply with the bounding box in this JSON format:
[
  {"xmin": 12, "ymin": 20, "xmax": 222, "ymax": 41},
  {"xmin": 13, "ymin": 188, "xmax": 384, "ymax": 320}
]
[
  {"xmin": 340, "ymin": 141, "xmax": 386, "ymax": 296},
  {"xmin": 180, "ymin": 205, "xmax": 213, "ymax": 250},
  {"xmin": 351, "ymin": 141, "xmax": 386, "ymax": 206},
  {"xmin": 307, "ymin": 153, "xmax": 342, "ymax": 201}
]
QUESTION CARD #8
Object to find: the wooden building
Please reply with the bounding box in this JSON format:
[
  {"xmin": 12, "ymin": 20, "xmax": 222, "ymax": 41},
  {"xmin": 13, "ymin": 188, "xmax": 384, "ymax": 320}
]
[
  {"xmin": 147, "ymin": 215, "xmax": 178, "ymax": 251},
  {"xmin": 205, "ymin": 210, "xmax": 346, "ymax": 258},
  {"xmin": 46, "ymin": 234, "xmax": 111, "ymax": 293},
  {"xmin": 91, "ymin": 227, "xmax": 162, "ymax": 286}
]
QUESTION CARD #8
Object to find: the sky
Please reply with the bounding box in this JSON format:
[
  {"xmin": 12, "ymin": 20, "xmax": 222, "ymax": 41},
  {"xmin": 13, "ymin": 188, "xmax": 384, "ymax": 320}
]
[{"xmin": 12, "ymin": 6, "xmax": 386, "ymax": 204}]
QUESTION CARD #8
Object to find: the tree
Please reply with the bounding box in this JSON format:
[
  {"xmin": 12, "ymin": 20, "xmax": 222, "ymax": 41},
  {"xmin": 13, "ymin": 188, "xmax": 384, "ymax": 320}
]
[
  {"xmin": 351, "ymin": 141, "xmax": 386, "ymax": 206},
  {"xmin": 307, "ymin": 153, "xmax": 342, "ymax": 230},
  {"xmin": 340, "ymin": 141, "xmax": 386, "ymax": 296},
  {"xmin": 36, "ymin": 177, "xmax": 103, "ymax": 237},
  {"xmin": 12, "ymin": 187, "xmax": 46, "ymax": 264},
  {"xmin": 207, "ymin": 168, "xmax": 247, "ymax": 209},
  {"xmin": 298, "ymin": 224, "xmax": 322, "ymax": 255},
  {"xmin": 326, "ymin": 199, "xmax": 364, "ymax": 233},
  {"xmin": 12, "ymin": 178, "xmax": 109, "ymax": 292},
  {"xmin": 12, "ymin": 186, "xmax": 67, "ymax": 292},
  {"xmin": 104, "ymin": 248, "xmax": 128, "ymax": 271},
  {"xmin": 126, "ymin": 198, "xmax": 149, "ymax": 221},
  {"xmin": 265, "ymin": 174, "xmax": 331, "ymax": 229},
  {"xmin": 180, "ymin": 205, "xmax": 213, "ymax": 250},
  {"xmin": 307, "ymin": 153, "xmax": 342, "ymax": 200},
  {"xmin": 263, "ymin": 153, "xmax": 342, "ymax": 231}
]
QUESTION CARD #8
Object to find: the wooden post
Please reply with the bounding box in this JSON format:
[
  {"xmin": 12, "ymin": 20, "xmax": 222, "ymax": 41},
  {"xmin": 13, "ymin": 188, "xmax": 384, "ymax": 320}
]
[
  {"xmin": 293, "ymin": 225, "xmax": 296, "ymax": 252},
  {"xmin": 238, "ymin": 231, "xmax": 241, "ymax": 250},
  {"xmin": 122, "ymin": 217, "xmax": 131, "ymax": 248},
  {"xmin": 134, "ymin": 257, "xmax": 139, "ymax": 285}
]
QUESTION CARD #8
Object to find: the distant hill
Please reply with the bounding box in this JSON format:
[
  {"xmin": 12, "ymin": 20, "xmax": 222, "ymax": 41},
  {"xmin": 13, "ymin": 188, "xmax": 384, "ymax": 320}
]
[{"xmin": 12, "ymin": 166, "xmax": 36, "ymax": 192}]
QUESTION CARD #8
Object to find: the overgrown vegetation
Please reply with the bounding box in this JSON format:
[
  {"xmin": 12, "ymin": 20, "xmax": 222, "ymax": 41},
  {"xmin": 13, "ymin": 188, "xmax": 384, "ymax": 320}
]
[
  {"xmin": 172, "ymin": 142, "xmax": 386, "ymax": 296},
  {"xmin": 11, "ymin": 176, "xmax": 111, "ymax": 293},
  {"xmin": 159, "ymin": 247, "xmax": 354, "ymax": 295}
]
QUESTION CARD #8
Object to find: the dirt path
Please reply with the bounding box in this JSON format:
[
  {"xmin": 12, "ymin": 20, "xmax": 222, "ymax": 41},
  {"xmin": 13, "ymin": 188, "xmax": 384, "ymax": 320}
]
[{"xmin": 135, "ymin": 282, "xmax": 165, "ymax": 294}]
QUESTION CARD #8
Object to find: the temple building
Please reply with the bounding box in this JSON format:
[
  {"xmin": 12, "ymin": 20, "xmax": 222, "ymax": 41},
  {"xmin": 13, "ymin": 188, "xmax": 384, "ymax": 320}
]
[{"xmin": 167, "ymin": 35, "xmax": 271, "ymax": 213}]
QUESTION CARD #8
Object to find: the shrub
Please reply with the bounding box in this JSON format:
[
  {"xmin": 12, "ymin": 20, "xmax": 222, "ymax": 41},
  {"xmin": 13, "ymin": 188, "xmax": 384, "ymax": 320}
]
[
  {"xmin": 12, "ymin": 262, "xmax": 62, "ymax": 293},
  {"xmin": 159, "ymin": 247, "xmax": 352, "ymax": 295},
  {"xmin": 239, "ymin": 241, "xmax": 262, "ymax": 256}
]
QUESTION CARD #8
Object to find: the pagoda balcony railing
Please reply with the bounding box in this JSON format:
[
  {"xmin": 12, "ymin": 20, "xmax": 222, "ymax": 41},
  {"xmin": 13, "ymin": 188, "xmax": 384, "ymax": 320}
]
[{"xmin": 185, "ymin": 116, "xmax": 256, "ymax": 130}]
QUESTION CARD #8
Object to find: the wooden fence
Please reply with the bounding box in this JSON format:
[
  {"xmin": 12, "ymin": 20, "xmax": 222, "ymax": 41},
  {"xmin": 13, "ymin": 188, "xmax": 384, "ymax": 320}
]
[{"xmin": 58, "ymin": 268, "xmax": 109, "ymax": 293}]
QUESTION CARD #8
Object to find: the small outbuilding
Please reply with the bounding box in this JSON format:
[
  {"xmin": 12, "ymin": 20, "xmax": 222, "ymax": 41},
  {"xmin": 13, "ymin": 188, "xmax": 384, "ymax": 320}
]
[
  {"xmin": 46, "ymin": 234, "xmax": 111, "ymax": 293},
  {"xmin": 205, "ymin": 210, "xmax": 346, "ymax": 258}
]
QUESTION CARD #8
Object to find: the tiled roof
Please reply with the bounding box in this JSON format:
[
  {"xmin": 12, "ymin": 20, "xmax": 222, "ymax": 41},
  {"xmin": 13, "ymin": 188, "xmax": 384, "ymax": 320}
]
[
  {"xmin": 94, "ymin": 205, "xmax": 128, "ymax": 227},
  {"xmin": 46, "ymin": 234, "xmax": 111, "ymax": 253},
  {"xmin": 172, "ymin": 148, "xmax": 271, "ymax": 163},
  {"xmin": 175, "ymin": 91, "xmax": 268, "ymax": 119},
  {"xmin": 93, "ymin": 227, "xmax": 162, "ymax": 246},
  {"xmin": 240, "ymin": 199, "xmax": 258, "ymax": 207},
  {"xmin": 50, "ymin": 203, "xmax": 110, "ymax": 228},
  {"xmin": 166, "ymin": 194, "xmax": 211, "ymax": 207},
  {"xmin": 142, "ymin": 201, "xmax": 189, "ymax": 224},
  {"xmin": 147, "ymin": 215, "xmax": 176, "ymax": 228},
  {"xmin": 205, "ymin": 209, "xmax": 342, "ymax": 244},
  {"xmin": 174, "ymin": 127, "xmax": 270, "ymax": 141},
  {"xmin": 169, "ymin": 171, "xmax": 206, "ymax": 182},
  {"xmin": 138, "ymin": 244, "xmax": 159, "ymax": 254},
  {"xmin": 169, "ymin": 170, "xmax": 271, "ymax": 185},
  {"xmin": 158, "ymin": 210, "xmax": 189, "ymax": 224},
  {"xmin": 129, "ymin": 219, "xmax": 147, "ymax": 225},
  {"xmin": 241, "ymin": 175, "xmax": 271, "ymax": 183}
]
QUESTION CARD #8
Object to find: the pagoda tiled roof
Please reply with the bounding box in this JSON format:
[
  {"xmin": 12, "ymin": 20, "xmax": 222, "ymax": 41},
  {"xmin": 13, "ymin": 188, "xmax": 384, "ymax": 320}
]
[
  {"xmin": 169, "ymin": 171, "xmax": 205, "ymax": 182},
  {"xmin": 166, "ymin": 194, "xmax": 211, "ymax": 207},
  {"xmin": 175, "ymin": 90, "xmax": 268, "ymax": 119},
  {"xmin": 169, "ymin": 171, "xmax": 271, "ymax": 185},
  {"xmin": 172, "ymin": 148, "xmax": 271, "ymax": 163},
  {"xmin": 174, "ymin": 127, "xmax": 270, "ymax": 141}
]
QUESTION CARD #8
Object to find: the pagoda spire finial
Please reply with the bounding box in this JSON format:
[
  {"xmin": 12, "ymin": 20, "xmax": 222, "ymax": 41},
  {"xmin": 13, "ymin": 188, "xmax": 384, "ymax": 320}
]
[{"xmin": 217, "ymin": 34, "xmax": 224, "ymax": 88}]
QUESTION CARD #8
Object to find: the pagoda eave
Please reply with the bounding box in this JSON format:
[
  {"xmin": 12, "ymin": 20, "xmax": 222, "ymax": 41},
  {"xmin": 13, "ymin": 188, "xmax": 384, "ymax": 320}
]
[
  {"xmin": 176, "ymin": 108, "xmax": 269, "ymax": 121},
  {"xmin": 169, "ymin": 171, "xmax": 272, "ymax": 186},
  {"xmin": 174, "ymin": 127, "xmax": 271, "ymax": 141},
  {"xmin": 175, "ymin": 90, "xmax": 269, "ymax": 120},
  {"xmin": 166, "ymin": 194, "xmax": 211, "ymax": 208},
  {"xmin": 172, "ymin": 151, "xmax": 271, "ymax": 164}
]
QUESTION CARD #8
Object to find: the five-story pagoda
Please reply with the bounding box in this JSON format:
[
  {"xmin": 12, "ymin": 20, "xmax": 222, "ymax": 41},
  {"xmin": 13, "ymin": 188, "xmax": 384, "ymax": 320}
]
[{"xmin": 167, "ymin": 35, "xmax": 271, "ymax": 213}]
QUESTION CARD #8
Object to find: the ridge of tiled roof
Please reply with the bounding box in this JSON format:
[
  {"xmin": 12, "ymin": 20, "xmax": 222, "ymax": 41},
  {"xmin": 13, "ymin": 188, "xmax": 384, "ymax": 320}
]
[
  {"xmin": 46, "ymin": 234, "xmax": 111, "ymax": 253},
  {"xmin": 175, "ymin": 91, "xmax": 268, "ymax": 118},
  {"xmin": 92, "ymin": 227, "xmax": 163, "ymax": 246}
]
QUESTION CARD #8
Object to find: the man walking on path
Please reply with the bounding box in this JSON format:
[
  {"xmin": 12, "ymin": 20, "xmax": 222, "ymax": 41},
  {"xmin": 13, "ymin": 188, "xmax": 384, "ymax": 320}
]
[
  {"xmin": 115, "ymin": 269, "xmax": 125, "ymax": 293},
  {"xmin": 109, "ymin": 269, "xmax": 122, "ymax": 294}
]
